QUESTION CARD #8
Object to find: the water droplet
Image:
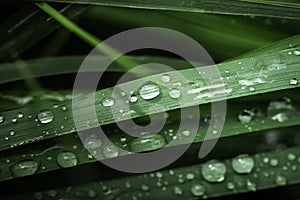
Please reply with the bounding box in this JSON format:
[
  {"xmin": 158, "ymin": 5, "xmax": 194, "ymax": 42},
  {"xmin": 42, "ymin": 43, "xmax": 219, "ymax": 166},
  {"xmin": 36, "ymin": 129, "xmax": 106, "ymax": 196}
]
[
  {"xmin": 238, "ymin": 110, "xmax": 254, "ymax": 124},
  {"xmin": 169, "ymin": 89, "xmax": 181, "ymax": 99},
  {"xmin": 130, "ymin": 134, "xmax": 166, "ymax": 152},
  {"xmin": 161, "ymin": 74, "xmax": 171, "ymax": 83},
  {"xmin": 226, "ymin": 182, "xmax": 235, "ymax": 190},
  {"xmin": 201, "ymin": 160, "xmax": 227, "ymax": 183},
  {"xmin": 88, "ymin": 190, "xmax": 97, "ymax": 198},
  {"xmin": 290, "ymin": 78, "xmax": 298, "ymax": 85},
  {"xmin": 10, "ymin": 131, "xmax": 15, "ymax": 136},
  {"xmin": 11, "ymin": 160, "xmax": 39, "ymax": 177},
  {"xmin": 17, "ymin": 112, "xmax": 24, "ymax": 119},
  {"xmin": 61, "ymin": 105, "xmax": 67, "ymax": 111},
  {"xmin": 83, "ymin": 135, "xmax": 102, "ymax": 149},
  {"xmin": 101, "ymin": 98, "xmax": 115, "ymax": 107},
  {"xmin": 37, "ymin": 110, "xmax": 54, "ymax": 124},
  {"xmin": 185, "ymin": 173, "xmax": 195, "ymax": 180},
  {"xmin": 293, "ymin": 50, "xmax": 300, "ymax": 56},
  {"xmin": 249, "ymin": 87, "xmax": 255, "ymax": 92},
  {"xmin": 56, "ymin": 152, "xmax": 78, "ymax": 168},
  {"xmin": 139, "ymin": 82, "xmax": 160, "ymax": 100},
  {"xmin": 102, "ymin": 145, "xmax": 119, "ymax": 158},
  {"xmin": 11, "ymin": 117, "xmax": 17, "ymax": 123},
  {"xmin": 182, "ymin": 130, "xmax": 191, "ymax": 137},
  {"xmin": 46, "ymin": 190, "xmax": 58, "ymax": 197},
  {"xmin": 129, "ymin": 95, "xmax": 138, "ymax": 103},
  {"xmin": 275, "ymin": 175, "xmax": 287, "ymax": 186},
  {"xmin": 191, "ymin": 184, "xmax": 205, "ymax": 196},
  {"xmin": 267, "ymin": 97, "xmax": 295, "ymax": 122},
  {"xmin": 173, "ymin": 186, "xmax": 183, "ymax": 196},
  {"xmin": 231, "ymin": 154, "xmax": 255, "ymax": 174},
  {"xmin": 141, "ymin": 184, "xmax": 150, "ymax": 191},
  {"xmin": 246, "ymin": 180, "xmax": 256, "ymax": 191},
  {"xmin": 156, "ymin": 172, "xmax": 163, "ymax": 178},
  {"xmin": 287, "ymin": 153, "xmax": 296, "ymax": 161},
  {"xmin": 0, "ymin": 114, "xmax": 4, "ymax": 124},
  {"xmin": 269, "ymin": 158, "xmax": 279, "ymax": 167},
  {"xmin": 33, "ymin": 192, "xmax": 43, "ymax": 200}
]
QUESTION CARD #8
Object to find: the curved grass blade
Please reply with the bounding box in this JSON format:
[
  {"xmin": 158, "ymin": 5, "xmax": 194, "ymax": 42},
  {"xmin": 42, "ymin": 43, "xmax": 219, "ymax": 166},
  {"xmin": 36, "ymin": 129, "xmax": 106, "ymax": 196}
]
[
  {"xmin": 37, "ymin": 0, "xmax": 300, "ymax": 19},
  {"xmin": 5, "ymin": 143, "xmax": 300, "ymax": 199},
  {"xmin": 0, "ymin": 93, "xmax": 299, "ymax": 182},
  {"xmin": 0, "ymin": 3, "xmax": 87, "ymax": 62}
]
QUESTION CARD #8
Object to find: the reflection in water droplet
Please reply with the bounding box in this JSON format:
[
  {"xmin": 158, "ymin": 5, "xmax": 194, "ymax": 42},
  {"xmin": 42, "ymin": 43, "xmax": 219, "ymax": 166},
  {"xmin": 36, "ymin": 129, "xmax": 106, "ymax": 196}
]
[
  {"xmin": 139, "ymin": 82, "xmax": 160, "ymax": 100},
  {"xmin": 201, "ymin": 160, "xmax": 227, "ymax": 183},
  {"xmin": 37, "ymin": 110, "xmax": 54, "ymax": 124},
  {"xmin": 191, "ymin": 184, "xmax": 205, "ymax": 196},
  {"xmin": 169, "ymin": 89, "xmax": 181, "ymax": 99},
  {"xmin": 231, "ymin": 154, "xmax": 254, "ymax": 174},
  {"xmin": 101, "ymin": 98, "xmax": 115, "ymax": 107},
  {"xmin": 11, "ymin": 160, "xmax": 39, "ymax": 177},
  {"xmin": 102, "ymin": 145, "xmax": 119, "ymax": 158},
  {"xmin": 56, "ymin": 152, "xmax": 78, "ymax": 168}
]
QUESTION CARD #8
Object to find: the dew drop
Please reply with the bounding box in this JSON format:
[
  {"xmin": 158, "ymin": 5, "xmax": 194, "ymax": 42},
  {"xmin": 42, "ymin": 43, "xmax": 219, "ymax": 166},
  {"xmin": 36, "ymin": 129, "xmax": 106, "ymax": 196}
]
[
  {"xmin": 173, "ymin": 186, "xmax": 183, "ymax": 196},
  {"xmin": 275, "ymin": 175, "xmax": 287, "ymax": 186},
  {"xmin": 102, "ymin": 145, "xmax": 119, "ymax": 158},
  {"xmin": 226, "ymin": 182, "xmax": 235, "ymax": 190},
  {"xmin": 141, "ymin": 184, "xmax": 150, "ymax": 191},
  {"xmin": 231, "ymin": 154, "xmax": 254, "ymax": 174},
  {"xmin": 169, "ymin": 89, "xmax": 181, "ymax": 99},
  {"xmin": 61, "ymin": 105, "xmax": 67, "ymax": 111},
  {"xmin": 267, "ymin": 97, "xmax": 295, "ymax": 122},
  {"xmin": 101, "ymin": 98, "xmax": 115, "ymax": 107},
  {"xmin": 287, "ymin": 153, "xmax": 296, "ymax": 161},
  {"xmin": 17, "ymin": 112, "xmax": 24, "ymax": 119},
  {"xmin": 130, "ymin": 134, "xmax": 165, "ymax": 152},
  {"xmin": 269, "ymin": 158, "xmax": 279, "ymax": 167},
  {"xmin": 238, "ymin": 110, "xmax": 254, "ymax": 124},
  {"xmin": 37, "ymin": 110, "xmax": 54, "ymax": 124},
  {"xmin": 83, "ymin": 135, "xmax": 102, "ymax": 149},
  {"xmin": 161, "ymin": 74, "xmax": 171, "ymax": 83},
  {"xmin": 139, "ymin": 82, "xmax": 160, "ymax": 100},
  {"xmin": 201, "ymin": 160, "xmax": 227, "ymax": 183},
  {"xmin": 289, "ymin": 78, "xmax": 298, "ymax": 85},
  {"xmin": 246, "ymin": 180, "xmax": 256, "ymax": 191},
  {"xmin": 129, "ymin": 95, "xmax": 138, "ymax": 103},
  {"xmin": 11, "ymin": 160, "xmax": 39, "ymax": 177},
  {"xmin": 185, "ymin": 173, "xmax": 195, "ymax": 180},
  {"xmin": 191, "ymin": 184, "xmax": 205, "ymax": 197},
  {"xmin": 293, "ymin": 50, "xmax": 300, "ymax": 56},
  {"xmin": 249, "ymin": 87, "xmax": 255, "ymax": 92},
  {"xmin": 56, "ymin": 152, "xmax": 78, "ymax": 168},
  {"xmin": 0, "ymin": 114, "xmax": 4, "ymax": 124}
]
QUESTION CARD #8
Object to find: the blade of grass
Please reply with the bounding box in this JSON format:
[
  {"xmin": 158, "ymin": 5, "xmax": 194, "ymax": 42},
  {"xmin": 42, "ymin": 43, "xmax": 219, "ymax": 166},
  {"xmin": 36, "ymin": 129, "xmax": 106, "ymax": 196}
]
[
  {"xmin": 0, "ymin": 3, "xmax": 87, "ymax": 62},
  {"xmin": 36, "ymin": 0, "xmax": 300, "ymax": 19}
]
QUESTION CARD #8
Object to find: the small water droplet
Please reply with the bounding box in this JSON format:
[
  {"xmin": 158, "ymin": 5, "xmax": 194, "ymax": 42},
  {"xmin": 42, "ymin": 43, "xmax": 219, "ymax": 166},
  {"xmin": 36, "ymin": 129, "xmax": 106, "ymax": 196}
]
[
  {"xmin": 249, "ymin": 87, "xmax": 255, "ymax": 92},
  {"xmin": 191, "ymin": 184, "xmax": 205, "ymax": 196},
  {"xmin": 61, "ymin": 105, "xmax": 67, "ymax": 111},
  {"xmin": 231, "ymin": 154, "xmax": 255, "ymax": 174},
  {"xmin": 17, "ymin": 112, "xmax": 24, "ymax": 119},
  {"xmin": 130, "ymin": 135, "xmax": 165, "ymax": 152},
  {"xmin": 11, "ymin": 160, "xmax": 39, "ymax": 177},
  {"xmin": 269, "ymin": 158, "xmax": 279, "ymax": 167},
  {"xmin": 185, "ymin": 173, "xmax": 195, "ymax": 180},
  {"xmin": 169, "ymin": 89, "xmax": 181, "ymax": 99},
  {"xmin": 275, "ymin": 175, "xmax": 287, "ymax": 186},
  {"xmin": 56, "ymin": 152, "xmax": 78, "ymax": 168},
  {"xmin": 267, "ymin": 97, "xmax": 295, "ymax": 122},
  {"xmin": 293, "ymin": 50, "xmax": 300, "ymax": 56},
  {"xmin": 83, "ymin": 135, "xmax": 102, "ymax": 149},
  {"xmin": 161, "ymin": 74, "xmax": 171, "ymax": 83},
  {"xmin": 226, "ymin": 182, "xmax": 235, "ymax": 190},
  {"xmin": 287, "ymin": 153, "xmax": 296, "ymax": 161},
  {"xmin": 141, "ymin": 184, "xmax": 150, "ymax": 191},
  {"xmin": 37, "ymin": 110, "xmax": 54, "ymax": 124},
  {"xmin": 290, "ymin": 78, "xmax": 298, "ymax": 85},
  {"xmin": 101, "ymin": 98, "xmax": 115, "ymax": 107},
  {"xmin": 201, "ymin": 160, "xmax": 227, "ymax": 183},
  {"xmin": 139, "ymin": 82, "xmax": 160, "ymax": 100},
  {"xmin": 88, "ymin": 189, "xmax": 97, "ymax": 198},
  {"xmin": 0, "ymin": 114, "xmax": 4, "ymax": 124},
  {"xmin": 11, "ymin": 117, "xmax": 17, "ymax": 123},
  {"xmin": 246, "ymin": 180, "xmax": 256, "ymax": 191},
  {"xmin": 33, "ymin": 192, "xmax": 43, "ymax": 200},
  {"xmin": 173, "ymin": 186, "xmax": 183, "ymax": 196},
  {"xmin": 10, "ymin": 131, "xmax": 15, "ymax": 136},
  {"xmin": 102, "ymin": 145, "xmax": 119, "ymax": 158},
  {"xmin": 238, "ymin": 110, "xmax": 254, "ymax": 124}
]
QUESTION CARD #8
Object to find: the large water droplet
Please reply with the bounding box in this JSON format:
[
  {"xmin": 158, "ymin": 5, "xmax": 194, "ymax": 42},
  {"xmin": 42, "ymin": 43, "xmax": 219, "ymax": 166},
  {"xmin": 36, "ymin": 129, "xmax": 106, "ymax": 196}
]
[
  {"xmin": 56, "ymin": 152, "xmax": 78, "ymax": 168},
  {"xmin": 102, "ymin": 145, "xmax": 119, "ymax": 158},
  {"xmin": 130, "ymin": 134, "xmax": 165, "ymax": 152},
  {"xmin": 267, "ymin": 97, "xmax": 295, "ymax": 122},
  {"xmin": 101, "ymin": 98, "xmax": 115, "ymax": 107},
  {"xmin": 139, "ymin": 82, "xmax": 160, "ymax": 100},
  {"xmin": 11, "ymin": 160, "xmax": 39, "ymax": 177},
  {"xmin": 231, "ymin": 154, "xmax": 255, "ymax": 174},
  {"xmin": 201, "ymin": 160, "xmax": 227, "ymax": 183},
  {"xmin": 37, "ymin": 110, "xmax": 54, "ymax": 124},
  {"xmin": 191, "ymin": 184, "xmax": 205, "ymax": 197}
]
